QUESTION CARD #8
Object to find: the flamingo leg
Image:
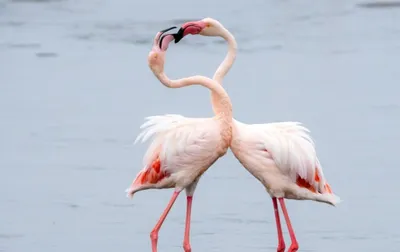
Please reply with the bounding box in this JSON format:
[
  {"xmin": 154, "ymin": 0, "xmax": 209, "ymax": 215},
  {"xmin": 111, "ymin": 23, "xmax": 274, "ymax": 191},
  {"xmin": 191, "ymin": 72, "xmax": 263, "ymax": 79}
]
[
  {"xmin": 150, "ymin": 191, "xmax": 181, "ymax": 252},
  {"xmin": 183, "ymin": 196, "xmax": 193, "ymax": 252},
  {"xmin": 272, "ymin": 197, "xmax": 286, "ymax": 252},
  {"xmin": 278, "ymin": 198, "xmax": 299, "ymax": 252}
]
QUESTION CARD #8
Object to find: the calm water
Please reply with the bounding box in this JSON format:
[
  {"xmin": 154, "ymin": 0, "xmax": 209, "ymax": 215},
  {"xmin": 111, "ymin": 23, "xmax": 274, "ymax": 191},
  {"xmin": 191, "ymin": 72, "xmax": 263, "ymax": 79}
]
[{"xmin": 1, "ymin": 0, "xmax": 400, "ymax": 251}]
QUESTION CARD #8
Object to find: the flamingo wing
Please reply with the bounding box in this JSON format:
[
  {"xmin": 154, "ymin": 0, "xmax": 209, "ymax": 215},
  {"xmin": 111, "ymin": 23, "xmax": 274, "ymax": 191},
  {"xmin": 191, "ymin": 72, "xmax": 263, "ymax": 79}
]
[
  {"xmin": 127, "ymin": 114, "xmax": 221, "ymax": 196},
  {"xmin": 253, "ymin": 122, "xmax": 331, "ymax": 194}
]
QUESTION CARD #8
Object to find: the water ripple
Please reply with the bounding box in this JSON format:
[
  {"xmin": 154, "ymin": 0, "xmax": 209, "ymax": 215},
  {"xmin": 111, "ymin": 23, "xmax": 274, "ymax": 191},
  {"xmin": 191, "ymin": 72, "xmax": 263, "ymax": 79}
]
[
  {"xmin": 102, "ymin": 202, "xmax": 135, "ymax": 208},
  {"xmin": 0, "ymin": 233, "xmax": 24, "ymax": 239},
  {"xmin": 36, "ymin": 52, "xmax": 58, "ymax": 58},
  {"xmin": 74, "ymin": 165, "xmax": 107, "ymax": 171},
  {"xmin": 357, "ymin": 1, "xmax": 400, "ymax": 8},
  {"xmin": 211, "ymin": 215, "xmax": 270, "ymax": 225},
  {"xmin": 0, "ymin": 21, "xmax": 25, "ymax": 27},
  {"xmin": 11, "ymin": 0, "xmax": 65, "ymax": 2},
  {"xmin": 6, "ymin": 42, "xmax": 41, "ymax": 49},
  {"xmin": 53, "ymin": 200, "xmax": 80, "ymax": 209}
]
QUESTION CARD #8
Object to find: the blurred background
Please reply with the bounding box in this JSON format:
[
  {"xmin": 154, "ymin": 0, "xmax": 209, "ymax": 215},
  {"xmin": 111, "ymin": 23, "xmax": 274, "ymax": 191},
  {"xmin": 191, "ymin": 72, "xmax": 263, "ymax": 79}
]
[{"xmin": 1, "ymin": 0, "xmax": 400, "ymax": 251}]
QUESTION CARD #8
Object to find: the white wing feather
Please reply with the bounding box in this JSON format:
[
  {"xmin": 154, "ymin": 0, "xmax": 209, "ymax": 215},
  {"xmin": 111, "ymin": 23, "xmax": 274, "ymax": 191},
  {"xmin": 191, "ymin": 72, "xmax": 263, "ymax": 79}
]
[
  {"xmin": 135, "ymin": 114, "xmax": 221, "ymax": 174},
  {"xmin": 252, "ymin": 122, "xmax": 325, "ymax": 186}
]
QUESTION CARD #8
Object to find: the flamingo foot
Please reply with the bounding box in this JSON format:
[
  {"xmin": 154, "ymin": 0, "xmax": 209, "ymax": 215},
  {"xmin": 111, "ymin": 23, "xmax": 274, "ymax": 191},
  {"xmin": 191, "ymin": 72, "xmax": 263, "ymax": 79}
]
[
  {"xmin": 150, "ymin": 231, "xmax": 158, "ymax": 252},
  {"xmin": 287, "ymin": 243, "xmax": 299, "ymax": 252},
  {"xmin": 277, "ymin": 241, "xmax": 285, "ymax": 252},
  {"xmin": 183, "ymin": 242, "xmax": 192, "ymax": 252}
]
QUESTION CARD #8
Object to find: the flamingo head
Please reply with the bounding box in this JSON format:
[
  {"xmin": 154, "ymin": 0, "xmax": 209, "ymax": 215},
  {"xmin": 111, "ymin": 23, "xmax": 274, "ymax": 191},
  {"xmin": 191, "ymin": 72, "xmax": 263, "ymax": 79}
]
[
  {"xmin": 174, "ymin": 18, "xmax": 223, "ymax": 43},
  {"xmin": 148, "ymin": 26, "xmax": 177, "ymax": 75}
]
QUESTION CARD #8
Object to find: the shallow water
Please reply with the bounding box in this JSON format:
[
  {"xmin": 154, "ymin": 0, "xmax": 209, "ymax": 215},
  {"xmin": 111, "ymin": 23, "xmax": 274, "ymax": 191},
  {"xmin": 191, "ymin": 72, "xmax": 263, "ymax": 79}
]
[{"xmin": 1, "ymin": 0, "xmax": 400, "ymax": 251}]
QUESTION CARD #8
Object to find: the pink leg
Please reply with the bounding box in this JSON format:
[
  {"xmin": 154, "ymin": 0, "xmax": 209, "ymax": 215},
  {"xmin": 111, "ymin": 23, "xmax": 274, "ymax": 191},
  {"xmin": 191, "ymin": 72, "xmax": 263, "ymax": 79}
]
[
  {"xmin": 278, "ymin": 198, "xmax": 299, "ymax": 252},
  {"xmin": 150, "ymin": 191, "xmax": 180, "ymax": 252},
  {"xmin": 183, "ymin": 196, "xmax": 193, "ymax": 252},
  {"xmin": 272, "ymin": 197, "xmax": 286, "ymax": 252}
]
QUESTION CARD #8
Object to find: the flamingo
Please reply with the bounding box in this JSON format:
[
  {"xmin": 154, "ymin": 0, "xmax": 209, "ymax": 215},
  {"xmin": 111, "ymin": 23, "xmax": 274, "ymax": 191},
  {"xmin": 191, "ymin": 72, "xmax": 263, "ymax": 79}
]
[
  {"xmin": 163, "ymin": 18, "xmax": 341, "ymax": 252},
  {"xmin": 125, "ymin": 27, "xmax": 233, "ymax": 252}
]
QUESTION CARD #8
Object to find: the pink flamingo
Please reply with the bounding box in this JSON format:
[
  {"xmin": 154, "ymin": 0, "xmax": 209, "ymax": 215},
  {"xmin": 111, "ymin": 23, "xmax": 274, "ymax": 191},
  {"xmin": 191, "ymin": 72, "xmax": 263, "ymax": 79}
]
[
  {"xmin": 125, "ymin": 27, "xmax": 233, "ymax": 252},
  {"xmin": 168, "ymin": 18, "xmax": 341, "ymax": 252}
]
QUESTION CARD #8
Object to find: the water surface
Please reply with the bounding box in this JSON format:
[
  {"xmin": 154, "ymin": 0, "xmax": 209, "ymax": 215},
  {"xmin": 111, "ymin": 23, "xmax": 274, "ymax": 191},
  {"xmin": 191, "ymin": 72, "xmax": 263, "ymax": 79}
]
[{"xmin": 1, "ymin": 0, "xmax": 400, "ymax": 251}]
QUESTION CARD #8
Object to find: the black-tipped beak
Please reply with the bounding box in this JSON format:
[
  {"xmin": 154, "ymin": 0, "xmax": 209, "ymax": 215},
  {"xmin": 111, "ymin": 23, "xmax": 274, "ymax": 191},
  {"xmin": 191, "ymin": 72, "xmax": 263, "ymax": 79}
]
[
  {"xmin": 160, "ymin": 26, "xmax": 177, "ymax": 34},
  {"xmin": 158, "ymin": 26, "xmax": 177, "ymax": 49},
  {"xmin": 174, "ymin": 27, "xmax": 184, "ymax": 43}
]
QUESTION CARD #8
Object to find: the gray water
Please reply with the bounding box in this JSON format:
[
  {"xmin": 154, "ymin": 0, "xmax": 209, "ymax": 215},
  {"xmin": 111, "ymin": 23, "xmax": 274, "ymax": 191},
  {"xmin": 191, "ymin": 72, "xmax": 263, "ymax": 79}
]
[{"xmin": 1, "ymin": 0, "xmax": 400, "ymax": 251}]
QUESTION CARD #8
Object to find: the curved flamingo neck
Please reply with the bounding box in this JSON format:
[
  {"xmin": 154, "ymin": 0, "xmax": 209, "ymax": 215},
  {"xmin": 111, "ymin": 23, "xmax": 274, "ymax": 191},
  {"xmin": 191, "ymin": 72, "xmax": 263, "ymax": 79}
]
[
  {"xmin": 212, "ymin": 28, "xmax": 237, "ymax": 83},
  {"xmin": 210, "ymin": 26, "xmax": 237, "ymax": 114},
  {"xmin": 156, "ymin": 72, "xmax": 233, "ymax": 120}
]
